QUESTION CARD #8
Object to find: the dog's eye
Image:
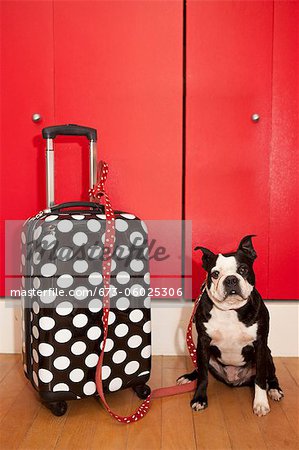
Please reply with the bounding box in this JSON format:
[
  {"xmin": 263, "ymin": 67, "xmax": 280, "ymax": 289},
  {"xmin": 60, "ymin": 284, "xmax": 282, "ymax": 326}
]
[
  {"xmin": 211, "ymin": 271, "xmax": 219, "ymax": 279},
  {"xmin": 238, "ymin": 266, "xmax": 248, "ymax": 276}
]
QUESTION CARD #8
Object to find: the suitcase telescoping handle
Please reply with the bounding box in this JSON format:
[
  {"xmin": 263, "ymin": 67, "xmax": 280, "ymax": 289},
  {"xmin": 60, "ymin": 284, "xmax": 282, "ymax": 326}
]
[{"xmin": 42, "ymin": 124, "xmax": 98, "ymax": 209}]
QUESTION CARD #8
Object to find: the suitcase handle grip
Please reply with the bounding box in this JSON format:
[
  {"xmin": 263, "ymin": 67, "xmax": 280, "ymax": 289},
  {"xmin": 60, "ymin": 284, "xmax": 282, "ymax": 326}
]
[
  {"xmin": 42, "ymin": 124, "xmax": 97, "ymax": 141},
  {"xmin": 51, "ymin": 202, "xmax": 104, "ymax": 212}
]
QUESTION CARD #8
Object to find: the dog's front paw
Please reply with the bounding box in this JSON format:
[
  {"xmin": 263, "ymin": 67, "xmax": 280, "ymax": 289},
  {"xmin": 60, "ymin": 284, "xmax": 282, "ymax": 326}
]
[
  {"xmin": 253, "ymin": 384, "xmax": 270, "ymax": 416},
  {"xmin": 268, "ymin": 388, "xmax": 284, "ymax": 401},
  {"xmin": 190, "ymin": 397, "xmax": 208, "ymax": 412},
  {"xmin": 176, "ymin": 370, "xmax": 197, "ymax": 385},
  {"xmin": 253, "ymin": 400, "xmax": 270, "ymax": 416},
  {"xmin": 177, "ymin": 376, "xmax": 192, "ymax": 385}
]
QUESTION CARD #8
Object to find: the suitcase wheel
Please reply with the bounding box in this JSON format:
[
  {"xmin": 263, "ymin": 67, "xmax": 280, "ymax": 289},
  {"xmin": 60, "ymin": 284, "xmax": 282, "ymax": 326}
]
[
  {"xmin": 45, "ymin": 400, "xmax": 68, "ymax": 417},
  {"xmin": 133, "ymin": 384, "xmax": 151, "ymax": 400}
]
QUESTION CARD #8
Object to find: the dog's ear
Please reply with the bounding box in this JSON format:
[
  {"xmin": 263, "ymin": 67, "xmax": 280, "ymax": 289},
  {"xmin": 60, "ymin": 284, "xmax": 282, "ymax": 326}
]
[
  {"xmin": 195, "ymin": 246, "xmax": 216, "ymax": 271},
  {"xmin": 238, "ymin": 235, "xmax": 257, "ymax": 261}
]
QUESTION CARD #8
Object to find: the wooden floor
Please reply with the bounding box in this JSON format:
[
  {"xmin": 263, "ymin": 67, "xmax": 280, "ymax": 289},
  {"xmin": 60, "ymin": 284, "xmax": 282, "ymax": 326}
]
[{"xmin": 0, "ymin": 355, "xmax": 298, "ymax": 450}]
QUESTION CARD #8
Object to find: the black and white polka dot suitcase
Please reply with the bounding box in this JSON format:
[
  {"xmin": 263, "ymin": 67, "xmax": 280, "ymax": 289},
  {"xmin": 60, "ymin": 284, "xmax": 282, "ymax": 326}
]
[{"xmin": 21, "ymin": 125, "xmax": 151, "ymax": 416}]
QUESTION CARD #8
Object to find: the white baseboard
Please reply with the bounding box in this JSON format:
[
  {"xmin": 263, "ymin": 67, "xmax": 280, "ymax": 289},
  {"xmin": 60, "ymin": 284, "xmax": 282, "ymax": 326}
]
[
  {"xmin": 0, "ymin": 300, "xmax": 22, "ymax": 353},
  {"xmin": 0, "ymin": 299, "xmax": 298, "ymax": 357}
]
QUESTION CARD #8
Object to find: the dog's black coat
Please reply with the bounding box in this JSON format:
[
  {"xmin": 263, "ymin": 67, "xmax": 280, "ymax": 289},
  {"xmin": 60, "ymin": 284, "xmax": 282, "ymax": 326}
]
[{"xmin": 178, "ymin": 236, "xmax": 283, "ymax": 415}]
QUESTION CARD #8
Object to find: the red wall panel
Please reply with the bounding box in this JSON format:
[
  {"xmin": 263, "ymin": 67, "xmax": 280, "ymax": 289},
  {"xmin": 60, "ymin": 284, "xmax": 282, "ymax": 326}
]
[
  {"xmin": 186, "ymin": 1, "xmax": 274, "ymax": 299},
  {"xmin": 0, "ymin": 0, "xmax": 183, "ymax": 296},
  {"xmin": 52, "ymin": 0, "xmax": 183, "ymax": 221},
  {"xmin": 0, "ymin": 1, "xmax": 54, "ymax": 295},
  {"xmin": 1, "ymin": 1, "xmax": 297, "ymax": 300},
  {"xmin": 269, "ymin": 1, "xmax": 299, "ymax": 299}
]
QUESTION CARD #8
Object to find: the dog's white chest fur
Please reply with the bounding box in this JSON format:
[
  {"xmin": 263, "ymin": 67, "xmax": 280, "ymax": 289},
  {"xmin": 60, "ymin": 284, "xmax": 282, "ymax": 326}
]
[{"xmin": 204, "ymin": 307, "xmax": 257, "ymax": 366}]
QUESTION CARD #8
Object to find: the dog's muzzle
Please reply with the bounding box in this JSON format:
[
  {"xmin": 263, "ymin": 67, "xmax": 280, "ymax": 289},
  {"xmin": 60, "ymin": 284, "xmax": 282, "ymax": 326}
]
[{"xmin": 223, "ymin": 275, "xmax": 241, "ymax": 296}]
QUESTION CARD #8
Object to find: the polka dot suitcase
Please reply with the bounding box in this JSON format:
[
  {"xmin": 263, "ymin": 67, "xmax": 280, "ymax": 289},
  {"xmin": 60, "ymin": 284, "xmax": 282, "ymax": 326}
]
[{"xmin": 21, "ymin": 125, "xmax": 151, "ymax": 416}]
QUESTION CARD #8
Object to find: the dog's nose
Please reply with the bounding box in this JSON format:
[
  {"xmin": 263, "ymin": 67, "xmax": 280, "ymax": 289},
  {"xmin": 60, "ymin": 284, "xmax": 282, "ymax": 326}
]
[{"xmin": 224, "ymin": 275, "xmax": 238, "ymax": 287}]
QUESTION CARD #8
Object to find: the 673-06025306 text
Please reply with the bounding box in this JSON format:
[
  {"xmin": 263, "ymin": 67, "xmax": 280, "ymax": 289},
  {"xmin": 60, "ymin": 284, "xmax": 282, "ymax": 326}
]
[{"xmin": 10, "ymin": 286, "xmax": 184, "ymax": 299}]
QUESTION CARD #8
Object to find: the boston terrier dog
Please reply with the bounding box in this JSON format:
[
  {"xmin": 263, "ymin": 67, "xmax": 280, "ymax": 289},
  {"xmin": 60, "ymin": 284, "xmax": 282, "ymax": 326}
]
[{"xmin": 177, "ymin": 235, "xmax": 283, "ymax": 416}]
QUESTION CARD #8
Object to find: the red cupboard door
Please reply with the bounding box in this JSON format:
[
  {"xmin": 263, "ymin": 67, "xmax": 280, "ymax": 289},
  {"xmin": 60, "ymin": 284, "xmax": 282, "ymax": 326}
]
[
  {"xmin": 51, "ymin": 0, "xmax": 183, "ymax": 221},
  {"xmin": 0, "ymin": 1, "xmax": 54, "ymax": 296},
  {"xmin": 186, "ymin": 1, "xmax": 273, "ymax": 299},
  {"xmin": 269, "ymin": 1, "xmax": 299, "ymax": 299},
  {"xmin": 51, "ymin": 1, "xmax": 183, "ymax": 299}
]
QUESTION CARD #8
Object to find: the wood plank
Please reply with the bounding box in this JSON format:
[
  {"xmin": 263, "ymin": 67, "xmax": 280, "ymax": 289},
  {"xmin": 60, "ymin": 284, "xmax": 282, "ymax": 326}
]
[
  {"xmin": 126, "ymin": 356, "xmax": 162, "ymax": 450},
  {"xmin": 56, "ymin": 357, "xmax": 162, "ymax": 450},
  {"xmin": 162, "ymin": 355, "xmax": 188, "ymax": 369},
  {"xmin": 18, "ymin": 400, "xmax": 69, "ymax": 450},
  {"xmin": 252, "ymin": 382, "xmax": 298, "ymax": 450},
  {"xmin": 161, "ymin": 360, "xmax": 197, "ymax": 450},
  {"xmin": 0, "ymin": 381, "xmax": 42, "ymax": 450},
  {"xmin": 54, "ymin": 397, "xmax": 102, "ymax": 450},
  {"xmin": 231, "ymin": 359, "xmax": 299, "ymax": 450},
  {"xmin": 0, "ymin": 354, "xmax": 20, "ymax": 383},
  {"xmin": 55, "ymin": 390, "xmax": 132, "ymax": 450},
  {"xmin": 185, "ymin": 354, "xmax": 196, "ymax": 373},
  {"xmin": 283, "ymin": 357, "xmax": 299, "ymax": 387},
  {"xmin": 0, "ymin": 355, "xmax": 298, "ymax": 450},
  {"xmin": 217, "ymin": 382, "xmax": 267, "ymax": 449},
  {"xmin": 269, "ymin": 358, "xmax": 299, "ymax": 438},
  {"xmin": 192, "ymin": 374, "xmax": 232, "ymax": 450},
  {"xmin": 0, "ymin": 359, "xmax": 29, "ymax": 423},
  {"xmin": 89, "ymin": 390, "xmax": 134, "ymax": 450}
]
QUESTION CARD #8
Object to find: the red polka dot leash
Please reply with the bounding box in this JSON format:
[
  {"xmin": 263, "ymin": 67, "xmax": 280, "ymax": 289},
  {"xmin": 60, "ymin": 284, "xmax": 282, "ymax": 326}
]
[{"xmin": 90, "ymin": 161, "xmax": 203, "ymax": 423}]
